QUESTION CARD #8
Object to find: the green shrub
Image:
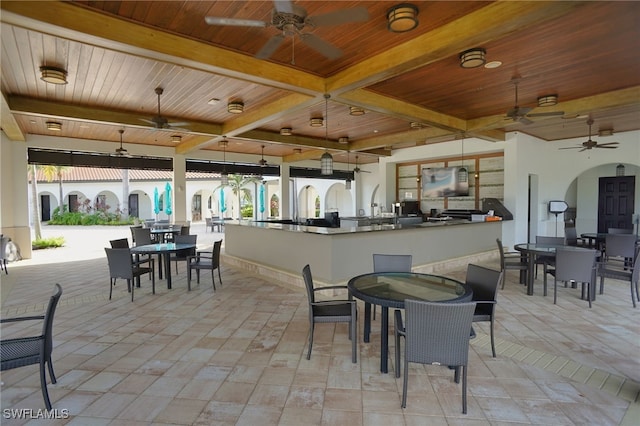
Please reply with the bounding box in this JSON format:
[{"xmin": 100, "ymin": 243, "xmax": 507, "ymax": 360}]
[
  {"xmin": 48, "ymin": 210, "xmax": 135, "ymax": 226},
  {"xmin": 32, "ymin": 236, "xmax": 65, "ymax": 250}
]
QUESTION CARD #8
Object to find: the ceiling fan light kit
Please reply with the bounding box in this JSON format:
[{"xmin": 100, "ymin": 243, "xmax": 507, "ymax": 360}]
[
  {"xmin": 46, "ymin": 121, "xmax": 62, "ymax": 131},
  {"xmin": 116, "ymin": 129, "xmax": 128, "ymax": 155},
  {"xmin": 537, "ymin": 95, "xmax": 558, "ymax": 107},
  {"xmin": 349, "ymin": 106, "xmax": 365, "ymax": 116},
  {"xmin": 227, "ymin": 102, "xmax": 244, "ymax": 114},
  {"xmin": 40, "ymin": 66, "xmax": 68, "ymax": 85},
  {"xmin": 387, "ymin": 4, "xmax": 419, "ymax": 33},
  {"xmin": 459, "ymin": 48, "xmax": 486, "ymax": 68}
]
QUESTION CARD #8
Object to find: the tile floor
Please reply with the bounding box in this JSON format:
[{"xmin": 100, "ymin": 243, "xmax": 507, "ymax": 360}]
[{"xmin": 1, "ymin": 224, "xmax": 638, "ymax": 425}]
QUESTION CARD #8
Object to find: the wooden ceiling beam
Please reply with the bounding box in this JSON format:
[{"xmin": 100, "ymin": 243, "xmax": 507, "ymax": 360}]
[
  {"xmin": 236, "ymin": 129, "xmax": 345, "ymax": 151},
  {"xmin": 467, "ymin": 86, "xmax": 640, "ymax": 132},
  {"xmin": 8, "ymin": 96, "xmax": 223, "ymax": 136},
  {"xmin": 348, "ymin": 127, "xmax": 452, "ymax": 152},
  {"xmin": 0, "ymin": 1, "xmax": 325, "ymax": 96},
  {"xmin": 326, "ymin": 2, "xmax": 585, "ymax": 95},
  {"xmin": 1, "ymin": 92, "xmax": 25, "ymax": 141}
]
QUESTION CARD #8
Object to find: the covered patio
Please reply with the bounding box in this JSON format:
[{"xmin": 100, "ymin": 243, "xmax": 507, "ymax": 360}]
[{"xmin": 1, "ymin": 223, "xmax": 638, "ymax": 425}]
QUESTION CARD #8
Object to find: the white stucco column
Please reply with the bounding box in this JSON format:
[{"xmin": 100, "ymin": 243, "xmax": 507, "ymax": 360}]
[
  {"xmin": 279, "ymin": 164, "xmax": 290, "ymax": 220},
  {"xmin": 0, "ymin": 135, "xmax": 32, "ymax": 259},
  {"xmin": 173, "ymin": 154, "xmax": 187, "ymax": 223}
]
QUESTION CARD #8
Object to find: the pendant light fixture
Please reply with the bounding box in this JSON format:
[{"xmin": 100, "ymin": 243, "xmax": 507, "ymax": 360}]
[
  {"xmin": 220, "ymin": 138, "xmax": 229, "ymax": 185},
  {"xmin": 320, "ymin": 94, "xmax": 333, "ymax": 175},
  {"xmin": 345, "ymin": 151, "xmax": 352, "ymax": 190},
  {"xmin": 458, "ymin": 136, "xmax": 468, "ymax": 183}
]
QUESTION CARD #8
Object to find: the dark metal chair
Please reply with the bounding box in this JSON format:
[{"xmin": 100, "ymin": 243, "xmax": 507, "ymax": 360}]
[
  {"xmin": 534, "ymin": 236, "xmax": 565, "ymax": 296},
  {"xmin": 371, "ymin": 254, "xmax": 412, "ymax": 320},
  {"xmin": 187, "ymin": 239, "xmax": 223, "ymax": 291},
  {"xmin": 302, "ymin": 264, "xmax": 357, "ymax": 363},
  {"xmin": 105, "ymin": 247, "xmax": 155, "ymax": 301},
  {"xmin": 598, "ymin": 243, "xmax": 640, "ymax": 308},
  {"xmin": 132, "ymin": 226, "xmax": 153, "ymax": 246},
  {"xmin": 465, "ymin": 264, "xmax": 504, "ymax": 357},
  {"xmin": 394, "ymin": 300, "xmax": 476, "ymax": 413},
  {"xmin": 564, "ymin": 227, "xmax": 588, "ymax": 247},
  {"xmin": 1, "ymin": 284, "xmax": 62, "ymax": 410},
  {"xmin": 598, "ymin": 236, "xmax": 639, "ymax": 302},
  {"xmin": 170, "ymin": 234, "xmax": 197, "ymax": 273},
  {"xmin": 553, "ymin": 248, "xmax": 599, "ymax": 307},
  {"xmin": 496, "ymin": 238, "xmax": 527, "ymax": 289}
]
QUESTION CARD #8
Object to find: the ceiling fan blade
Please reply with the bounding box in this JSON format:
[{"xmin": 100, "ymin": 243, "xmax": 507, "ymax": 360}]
[
  {"xmin": 526, "ymin": 111, "xmax": 565, "ymax": 117},
  {"xmin": 307, "ymin": 6, "xmax": 370, "ymax": 27},
  {"xmin": 579, "ymin": 148, "xmax": 588, "ymax": 152},
  {"xmin": 256, "ymin": 34, "xmax": 285, "ymax": 59},
  {"xmin": 595, "ymin": 143, "xmax": 619, "ymax": 148},
  {"xmin": 559, "ymin": 146, "xmax": 583, "ymax": 150},
  {"xmin": 205, "ymin": 16, "xmax": 268, "ymax": 27},
  {"xmin": 300, "ymin": 33, "xmax": 342, "ymax": 59},
  {"xmin": 518, "ymin": 117, "xmax": 534, "ymax": 125},
  {"xmin": 273, "ymin": 0, "xmax": 293, "ymax": 14},
  {"xmin": 140, "ymin": 118, "xmax": 155, "ymax": 125}
]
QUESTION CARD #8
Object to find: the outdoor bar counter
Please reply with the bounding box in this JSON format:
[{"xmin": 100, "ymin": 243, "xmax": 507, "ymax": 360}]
[{"xmin": 224, "ymin": 219, "xmax": 502, "ymax": 285}]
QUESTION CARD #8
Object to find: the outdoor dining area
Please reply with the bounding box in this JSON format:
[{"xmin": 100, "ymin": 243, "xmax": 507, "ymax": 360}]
[{"xmin": 0, "ymin": 223, "xmax": 638, "ymax": 424}]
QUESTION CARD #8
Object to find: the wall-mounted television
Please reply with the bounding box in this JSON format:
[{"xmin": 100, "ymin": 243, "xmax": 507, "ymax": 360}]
[{"xmin": 422, "ymin": 167, "xmax": 469, "ymax": 197}]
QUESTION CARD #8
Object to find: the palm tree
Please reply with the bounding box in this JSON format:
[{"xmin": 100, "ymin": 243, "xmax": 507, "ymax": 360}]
[
  {"xmin": 214, "ymin": 174, "xmax": 261, "ymax": 219},
  {"xmin": 29, "ymin": 165, "xmax": 43, "ymax": 240},
  {"xmin": 40, "ymin": 165, "xmax": 69, "ymax": 212}
]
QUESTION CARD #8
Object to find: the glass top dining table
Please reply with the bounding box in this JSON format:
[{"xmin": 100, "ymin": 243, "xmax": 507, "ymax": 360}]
[
  {"xmin": 348, "ymin": 272, "xmax": 472, "ymax": 373},
  {"xmin": 514, "ymin": 243, "xmax": 595, "ymax": 296},
  {"xmin": 131, "ymin": 243, "xmax": 196, "ymax": 289}
]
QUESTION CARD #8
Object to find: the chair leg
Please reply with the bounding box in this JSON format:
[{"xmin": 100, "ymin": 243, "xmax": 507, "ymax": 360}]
[
  {"xmin": 350, "ymin": 315, "xmax": 357, "ymax": 364},
  {"xmin": 632, "ymin": 281, "xmax": 638, "ymax": 308},
  {"xmin": 553, "ymin": 278, "xmax": 558, "ymax": 304},
  {"xmin": 401, "ymin": 357, "xmax": 409, "ymax": 408},
  {"xmin": 109, "ymin": 278, "xmax": 114, "ymax": 300},
  {"xmin": 130, "ymin": 279, "xmax": 134, "ymax": 301},
  {"xmin": 211, "ymin": 268, "xmax": 216, "ymax": 291},
  {"xmin": 395, "ymin": 335, "xmax": 402, "ymax": 378},
  {"xmin": 462, "ymin": 365, "xmax": 468, "ymax": 414},
  {"xmin": 217, "ymin": 267, "xmax": 222, "ymax": 286},
  {"xmin": 47, "ymin": 358, "xmax": 57, "ymax": 384},
  {"xmin": 306, "ymin": 323, "xmax": 315, "ymax": 360},
  {"xmin": 489, "ymin": 318, "xmax": 496, "ymax": 358},
  {"xmin": 542, "ymin": 264, "xmax": 548, "ymax": 296},
  {"xmin": 39, "ymin": 361, "xmax": 52, "ymax": 410},
  {"xmin": 187, "ymin": 266, "xmax": 192, "ymax": 291}
]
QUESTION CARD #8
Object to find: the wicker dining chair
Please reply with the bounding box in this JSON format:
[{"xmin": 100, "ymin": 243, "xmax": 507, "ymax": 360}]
[
  {"xmin": 1, "ymin": 284, "xmax": 62, "ymax": 410},
  {"xmin": 187, "ymin": 239, "xmax": 223, "ymax": 291},
  {"xmin": 105, "ymin": 247, "xmax": 155, "ymax": 301},
  {"xmin": 465, "ymin": 264, "xmax": 503, "ymax": 357},
  {"xmin": 371, "ymin": 254, "xmax": 412, "ymax": 320},
  {"xmin": 394, "ymin": 300, "xmax": 476, "ymax": 413},
  {"xmin": 302, "ymin": 264, "xmax": 357, "ymax": 363}
]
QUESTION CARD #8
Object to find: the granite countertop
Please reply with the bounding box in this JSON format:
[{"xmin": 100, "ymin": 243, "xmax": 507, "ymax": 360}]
[{"xmin": 224, "ymin": 217, "xmax": 497, "ymax": 235}]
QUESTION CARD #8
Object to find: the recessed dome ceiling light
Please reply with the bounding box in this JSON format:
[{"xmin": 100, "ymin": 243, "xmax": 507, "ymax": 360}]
[{"xmin": 484, "ymin": 61, "xmax": 502, "ymax": 69}]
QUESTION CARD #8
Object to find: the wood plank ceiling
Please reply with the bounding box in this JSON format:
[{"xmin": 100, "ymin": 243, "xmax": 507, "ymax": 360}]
[{"xmin": 1, "ymin": 1, "xmax": 639, "ymax": 167}]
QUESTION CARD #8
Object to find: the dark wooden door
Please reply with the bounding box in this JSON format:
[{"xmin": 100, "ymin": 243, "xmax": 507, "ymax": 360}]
[
  {"xmin": 129, "ymin": 194, "xmax": 139, "ymax": 218},
  {"xmin": 598, "ymin": 176, "xmax": 635, "ymax": 233},
  {"xmin": 40, "ymin": 194, "xmax": 50, "ymax": 221}
]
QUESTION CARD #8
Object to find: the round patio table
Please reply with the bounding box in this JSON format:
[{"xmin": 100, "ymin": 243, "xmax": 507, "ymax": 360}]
[
  {"xmin": 131, "ymin": 243, "xmax": 196, "ymax": 289},
  {"xmin": 348, "ymin": 272, "xmax": 472, "ymax": 374}
]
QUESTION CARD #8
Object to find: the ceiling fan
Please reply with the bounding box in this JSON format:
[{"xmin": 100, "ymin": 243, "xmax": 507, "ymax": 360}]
[
  {"xmin": 140, "ymin": 87, "xmax": 189, "ymax": 130},
  {"xmin": 205, "ymin": 0, "xmax": 369, "ymax": 61},
  {"xmin": 559, "ymin": 119, "xmax": 619, "ymax": 152},
  {"xmin": 353, "ymin": 155, "xmax": 370, "ymax": 174},
  {"xmin": 259, "ymin": 145, "xmax": 268, "ymax": 167},
  {"xmin": 504, "ymin": 77, "xmax": 564, "ymax": 125},
  {"xmin": 115, "ymin": 129, "xmax": 128, "ymax": 156}
]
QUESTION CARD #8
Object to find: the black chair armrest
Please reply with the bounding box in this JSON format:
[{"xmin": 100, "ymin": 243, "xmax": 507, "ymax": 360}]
[
  {"xmin": 311, "ymin": 300, "xmax": 355, "ymax": 307},
  {"xmin": 1, "ymin": 315, "xmax": 45, "ymax": 324},
  {"xmin": 313, "ymin": 285, "xmax": 349, "ymax": 292},
  {"xmin": 473, "ymin": 300, "xmax": 497, "ymax": 307}
]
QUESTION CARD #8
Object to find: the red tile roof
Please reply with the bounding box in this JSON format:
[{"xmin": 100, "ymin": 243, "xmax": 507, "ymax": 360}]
[{"xmin": 35, "ymin": 167, "xmax": 217, "ymax": 183}]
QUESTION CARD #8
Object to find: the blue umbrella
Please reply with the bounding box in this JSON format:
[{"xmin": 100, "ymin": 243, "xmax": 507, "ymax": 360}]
[
  {"xmin": 259, "ymin": 184, "xmax": 265, "ymax": 214},
  {"xmin": 153, "ymin": 187, "xmax": 160, "ymax": 215},
  {"xmin": 165, "ymin": 182, "xmax": 172, "ymax": 216},
  {"xmin": 220, "ymin": 188, "xmax": 226, "ymax": 213}
]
